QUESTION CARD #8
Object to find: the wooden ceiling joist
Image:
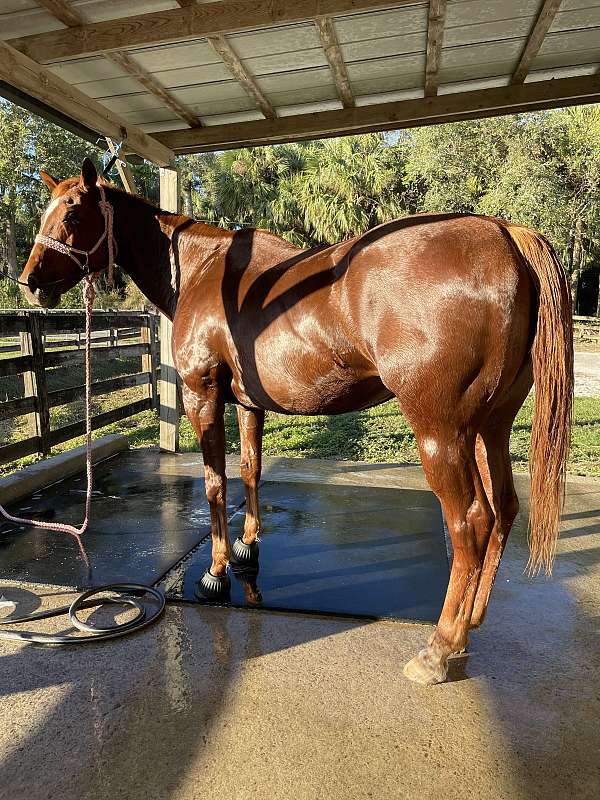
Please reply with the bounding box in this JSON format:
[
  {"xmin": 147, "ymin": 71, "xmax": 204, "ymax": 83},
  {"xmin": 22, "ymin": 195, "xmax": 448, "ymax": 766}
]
[
  {"xmin": 424, "ymin": 0, "xmax": 447, "ymax": 97},
  {"xmin": 34, "ymin": 0, "xmax": 202, "ymax": 129},
  {"xmin": 511, "ymin": 0, "xmax": 563, "ymax": 84},
  {"xmin": 315, "ymin": 16, "xmax": 354, "ymax": 108},
  {"xmin": 152, "ymin": 74, "xmax": 600, "ymax": 153},
  {"xmin": 174, "ymin": 1, "xmax": 275, "ymax": 119},
  {"xmin": 207, "ymin": 35, "xmax": 276, "ymax": 119},
  {"xmin": 36, "ymin": 0, "xmax": 80, "ymax": 27},
  {"xmin": 9, "ymin": 0, "xmax": 418, "ymax": 63},
  {"xmin": 107, "ymin": 50, "xmax": 202, "ymax": 128},
  {"xmin": 0, "ymin": 41, "xmax": 174, "ymax": 165}
]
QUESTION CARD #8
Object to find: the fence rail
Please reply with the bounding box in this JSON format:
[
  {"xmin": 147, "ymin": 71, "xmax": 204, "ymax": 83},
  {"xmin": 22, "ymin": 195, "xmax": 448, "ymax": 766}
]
[
  {"xmin": 0, "ymin": 328, "xmax": 140, "ymax": 354},
  {"xmin": 0, "ymin": 309, "xmax": 160, "ymax": 467},
  {"xmin": 573, "ymin": 315, "xmax": 600, "ymax": 347}
]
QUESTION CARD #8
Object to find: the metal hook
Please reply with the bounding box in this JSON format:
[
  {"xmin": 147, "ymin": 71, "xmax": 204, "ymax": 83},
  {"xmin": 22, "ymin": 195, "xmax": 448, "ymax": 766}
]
[{"xmin": 100, "ymin": 139, "xmax": 124, "ymax": 178}]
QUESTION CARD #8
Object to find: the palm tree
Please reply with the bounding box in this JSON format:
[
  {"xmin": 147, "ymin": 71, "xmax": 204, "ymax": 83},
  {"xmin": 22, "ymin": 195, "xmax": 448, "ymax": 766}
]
[
  {"xmin": 287, "ymin": 134, "xmax": 406, "ymax": 244},
  {"xmin": 183, "ymin": 134, "xmax": 408, "ymax": 247}
]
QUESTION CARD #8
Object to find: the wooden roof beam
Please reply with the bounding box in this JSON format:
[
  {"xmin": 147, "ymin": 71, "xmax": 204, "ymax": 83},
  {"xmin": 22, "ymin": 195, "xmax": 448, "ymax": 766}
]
[
  {"xmin": 511, "ymin": 0, "xmax": 563, "ymax": 84},
  {"xmin": 0, "ymin": 41, "xmax": 174, "ymax": 165},
  {"xmin": 35, "ymin": 0, "xmax": 201, "ymax": 128},
  {"xmin": 35, "ymin": 0, "xmax": 80, "ymax": 27},
  {"xmin": 315, "ymin": 16, "xmax": 354, "ymax": 108},
  {"xmin": 9, "ymin": 1, "xmax": 420, "ymax": 63},
  {"xmin": 175, "ymin": 1, "xmax": 275, "ymax": 119},
  {"xmin": 206, "ymin": 35, "xmax": 276, "ymax": 119},
  {"xmin": 152, "ymin": 74, "xmax": 600, "ymax": 153},
  {"xmin": 424, "ymin": 0, "xmax": 446, "ymax": 97},
  {"xmin": 107, "ymin": 51, "xmax": 202, "ymax": 128}
]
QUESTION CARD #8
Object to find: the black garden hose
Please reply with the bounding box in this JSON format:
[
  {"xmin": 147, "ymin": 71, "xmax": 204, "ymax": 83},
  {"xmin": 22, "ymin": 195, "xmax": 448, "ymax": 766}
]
[{"xmin": 0, "ymin": 584, "xmax": 165, "ymax": 644}]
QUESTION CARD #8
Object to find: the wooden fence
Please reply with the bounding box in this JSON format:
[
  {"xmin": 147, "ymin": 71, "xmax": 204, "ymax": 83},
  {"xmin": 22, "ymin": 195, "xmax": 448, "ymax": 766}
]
[
  {"xmin": 0, "ymin": 310, "xmax": 160, "ymax": 467},
  {"xmin": 573, "ymin": 315, "xmax": 600, "ymax": 348}
]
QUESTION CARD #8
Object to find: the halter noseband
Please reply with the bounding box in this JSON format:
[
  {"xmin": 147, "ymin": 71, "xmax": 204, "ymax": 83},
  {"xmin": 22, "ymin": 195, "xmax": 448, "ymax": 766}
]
[{"xmin": 33, "ymin": 184, "xmax": 116, "ymax": 287}]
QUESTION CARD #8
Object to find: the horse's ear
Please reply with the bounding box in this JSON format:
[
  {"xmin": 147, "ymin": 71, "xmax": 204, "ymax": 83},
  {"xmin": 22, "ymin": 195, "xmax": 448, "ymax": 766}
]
[
  {"xmin": 39, "ymin": 170, "xmax": 58, "ymax": 191},
  {"xmin": 80, "ymin": 158, "xmax": 98, "ymax": 190}
]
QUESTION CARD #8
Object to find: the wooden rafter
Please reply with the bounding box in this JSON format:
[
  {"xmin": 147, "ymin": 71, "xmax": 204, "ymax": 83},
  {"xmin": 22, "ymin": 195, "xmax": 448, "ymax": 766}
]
[
  {"xmin": 107, "ymin": 51, "xmax": 202, "ymax": 128},
  {"xmin": 35, "ymin": 0, "xmax": 201, "ymax": 128},
  {"xmin": 9, "ymin": 1, "xmax": 418, "ymax": 63},
  {"xmin": 511, "ymin": 0, "xmax": 563, "ymax": 84},
  {"xmin": 152, "ymin": 74, "xmax": 600, "ymax": 153},
  {"xmin": 35, "ymin": 0, "xmax": 80, "ymax": 27},
  {"xmin": 206, "ymin": 35, "xmax": 276, "ymax": 119},
  {"xmin": 0, "ymin": 41, "xmax": 174, "ymax": 165},
  {"xmin": 315, "ymin": 16, "xmax": 354, "ymax": 108},
  {"xmin": 175, "ymin": 0, "xmax": 275, "ymax": 119},
  {"xmin": 424, "ymin": 0, "xmax": 446, "ymax": 97}
]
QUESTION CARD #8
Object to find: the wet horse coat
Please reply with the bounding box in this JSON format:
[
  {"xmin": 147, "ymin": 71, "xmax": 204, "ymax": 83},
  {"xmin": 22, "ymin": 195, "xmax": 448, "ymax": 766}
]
[{"xmin": 20, "ymin": 160, "xmax": 573, "ymax": 685}]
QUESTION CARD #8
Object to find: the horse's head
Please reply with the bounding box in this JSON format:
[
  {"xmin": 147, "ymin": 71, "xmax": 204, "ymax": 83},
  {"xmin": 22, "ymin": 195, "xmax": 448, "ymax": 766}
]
[{"xmin": 20, "ymin": 158, "xmax": 113, "ymax": 308}]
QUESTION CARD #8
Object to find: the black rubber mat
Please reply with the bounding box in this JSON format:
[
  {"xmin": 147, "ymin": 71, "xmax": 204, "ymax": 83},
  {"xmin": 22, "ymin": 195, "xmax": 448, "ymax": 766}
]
[
  {"xmin": 0, "ymin": 450, "xmax": 244, "ymax": 589},
  {"xmin": 165, "ymin": 481, "xmax": 450, "ymax": 623}
]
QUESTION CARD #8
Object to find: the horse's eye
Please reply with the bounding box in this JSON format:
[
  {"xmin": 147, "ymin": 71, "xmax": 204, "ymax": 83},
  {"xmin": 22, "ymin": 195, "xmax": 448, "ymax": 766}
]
[{"xmin": 66, "ymin": 197, "xmax": 75, "ymax": 205}]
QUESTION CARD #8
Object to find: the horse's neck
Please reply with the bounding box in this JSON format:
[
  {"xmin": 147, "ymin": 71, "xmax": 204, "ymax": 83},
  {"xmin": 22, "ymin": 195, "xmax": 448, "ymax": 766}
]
[{"xmin": 107, "ymin": 187, "xmax": 227, "ymax": 319}]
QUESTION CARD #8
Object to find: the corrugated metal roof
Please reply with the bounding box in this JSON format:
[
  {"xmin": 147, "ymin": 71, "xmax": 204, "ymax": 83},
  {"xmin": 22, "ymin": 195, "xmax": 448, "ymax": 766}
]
[{"xmin": 0, "ymin": 1, "xmax": 598, "ymax": 150}]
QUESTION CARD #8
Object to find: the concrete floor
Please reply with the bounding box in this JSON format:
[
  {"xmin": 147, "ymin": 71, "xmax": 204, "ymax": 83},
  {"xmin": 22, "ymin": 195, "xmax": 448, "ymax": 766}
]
[
  {"xmin": 574, "ymin": 351, "xmax": 600, "ymax": 395},
  {"xmin": 1, "ymin": 456, "xmax": 599, "ymax": 800}
]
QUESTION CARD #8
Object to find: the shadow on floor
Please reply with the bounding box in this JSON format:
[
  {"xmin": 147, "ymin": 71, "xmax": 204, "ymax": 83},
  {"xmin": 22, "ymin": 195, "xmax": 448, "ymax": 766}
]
[{"xmin": 468, "ymin": 500, "xmax": 600, "ymax": 799}]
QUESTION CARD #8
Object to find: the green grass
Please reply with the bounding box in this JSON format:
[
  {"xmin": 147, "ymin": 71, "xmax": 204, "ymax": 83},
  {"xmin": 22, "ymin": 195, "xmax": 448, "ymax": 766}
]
[{"xmin": 2, "ymin": 390, "xmax": 599, "ymax": 478}]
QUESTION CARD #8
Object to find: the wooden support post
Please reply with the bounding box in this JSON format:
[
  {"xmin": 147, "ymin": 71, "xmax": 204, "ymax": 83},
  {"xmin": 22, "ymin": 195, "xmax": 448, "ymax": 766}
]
[
  {"xmin": 159, "ymin": 165, "xmax": 181, "ymax": 452},
  {"xmin": 141, "ymin": 314, "xmax": 159, "ymax": 411},
  {"xmin": 20, "ymin": 314, "xmax": 50, "ymax": 457}
]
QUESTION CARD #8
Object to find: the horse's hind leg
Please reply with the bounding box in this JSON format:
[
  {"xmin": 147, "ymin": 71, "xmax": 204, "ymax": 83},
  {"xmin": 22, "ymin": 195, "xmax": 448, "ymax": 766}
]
[
  {"xmin": 470, "ymin": 425, "xmax": 520, "ymax": 628},
  {"xmin": 404, "ymin": 427, "xmax": 495, "ymax": 685}
]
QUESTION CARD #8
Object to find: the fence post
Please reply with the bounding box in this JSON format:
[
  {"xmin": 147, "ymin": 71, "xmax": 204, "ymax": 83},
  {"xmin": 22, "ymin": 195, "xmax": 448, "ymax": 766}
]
[
  {"xmin": 159, "ymin": 164, "xmax": 182, "ymax": 452},
  {"xmin": 20, "ymin": 313, "xmax": 50, "ymax": 457},
  {"xmin": 141, "ymin": 314, "xmax": 159, "ymax": 411}
]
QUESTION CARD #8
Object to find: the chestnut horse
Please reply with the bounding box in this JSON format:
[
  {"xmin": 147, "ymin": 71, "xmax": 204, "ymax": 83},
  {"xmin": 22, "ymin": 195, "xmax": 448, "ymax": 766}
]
[{"xmin": 19, "ymin": 159, "xmax": 573, "ymax": 685}]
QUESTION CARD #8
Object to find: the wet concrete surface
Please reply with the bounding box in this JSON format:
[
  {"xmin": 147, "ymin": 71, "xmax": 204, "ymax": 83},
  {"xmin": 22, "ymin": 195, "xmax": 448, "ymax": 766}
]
[
  {"xmin": 0, "ymin": 451, "xmax": 245, "ymax": 588},
  {"xmin": 0, "ymin": 455, "xmax": 599, "ymax": 800}
]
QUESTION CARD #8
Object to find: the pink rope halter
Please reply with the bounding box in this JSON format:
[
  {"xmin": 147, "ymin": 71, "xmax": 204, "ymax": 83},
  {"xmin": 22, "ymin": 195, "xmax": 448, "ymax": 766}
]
[{"xmin": 0, "ymin": 186, "xmax": 116, "ymax": 557}]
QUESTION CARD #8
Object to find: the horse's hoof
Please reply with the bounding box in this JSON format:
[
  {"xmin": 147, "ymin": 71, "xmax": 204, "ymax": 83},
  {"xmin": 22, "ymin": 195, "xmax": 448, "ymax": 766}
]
[
  {"xmin": 403, "ymin": 649, "xmax": 447, "ymax": 686},
  {"xmin": 197, "ymin": 569, "xmax": 231, "ymax": 599},
  {"xmin": 232, "ymin": 537, "xmax": 259, "ymax": 564}
]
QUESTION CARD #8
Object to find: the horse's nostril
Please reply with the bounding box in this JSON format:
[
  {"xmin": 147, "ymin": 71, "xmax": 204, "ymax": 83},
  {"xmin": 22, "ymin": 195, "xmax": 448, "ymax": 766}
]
[{"xmin": 27, "ymin": 274, "xmax": 39, "ymax": 293}]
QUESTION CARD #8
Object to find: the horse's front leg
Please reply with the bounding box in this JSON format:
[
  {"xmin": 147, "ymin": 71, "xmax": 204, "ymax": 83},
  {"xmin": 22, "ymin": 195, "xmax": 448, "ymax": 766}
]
[
  {"xmin": 232, "ymin": 406, "xmax": 264, "ymax": 564},
  {"xmin": 182, "ymin": 384, "xmax": 231, "ymax": 592}
]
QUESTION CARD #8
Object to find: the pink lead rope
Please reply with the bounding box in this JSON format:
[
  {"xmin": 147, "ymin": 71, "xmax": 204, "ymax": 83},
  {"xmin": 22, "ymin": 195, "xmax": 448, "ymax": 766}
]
[{"xmin": 0, "ymin": 184, "xmax": 116, "ymax": 552}]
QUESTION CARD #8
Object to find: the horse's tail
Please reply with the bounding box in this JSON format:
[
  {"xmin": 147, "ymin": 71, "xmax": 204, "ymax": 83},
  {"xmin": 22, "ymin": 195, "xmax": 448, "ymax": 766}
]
[{"xmin": 503, "ymin": 223, "xmax": 574, "ymax": 574}]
